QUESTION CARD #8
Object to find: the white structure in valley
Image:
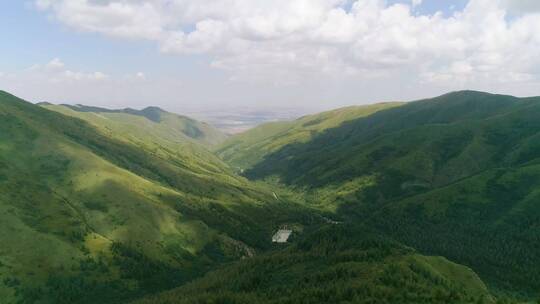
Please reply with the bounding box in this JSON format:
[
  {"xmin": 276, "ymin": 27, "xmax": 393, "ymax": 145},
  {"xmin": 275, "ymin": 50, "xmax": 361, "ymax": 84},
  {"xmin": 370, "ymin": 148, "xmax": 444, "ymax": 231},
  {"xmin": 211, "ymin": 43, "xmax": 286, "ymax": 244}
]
[{"xmin": 272, "ymin": 229, "xmax": 292, "ymax": 243}]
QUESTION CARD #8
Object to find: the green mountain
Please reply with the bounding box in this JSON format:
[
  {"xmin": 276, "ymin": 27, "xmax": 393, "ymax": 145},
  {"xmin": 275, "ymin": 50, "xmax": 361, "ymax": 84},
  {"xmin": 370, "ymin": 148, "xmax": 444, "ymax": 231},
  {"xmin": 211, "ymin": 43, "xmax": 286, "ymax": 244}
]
[
  {"xmin": 40, "ymin": 103, "xmax": 232, "ymax": 189},
  {"xmin": 41, "ymin": 103, "xmax": 228, "ymax": 147},
  {"xmin": 0, "ymin": 91, "xmax": 311, "ymax": 304},
  {"xmin": 215, "ymin": 102, "xmax": 403, "ymax": 171},
  {"xmin": 136, "ymin": 226, "xmax": 494, "ymax": 304},
  {"xmin": 226, "ymin": 91, "xmax": 540, "ymax": 296},
  {"xmin": 3, "ymin": 89, "xmax": 537, "ymax": 303}
]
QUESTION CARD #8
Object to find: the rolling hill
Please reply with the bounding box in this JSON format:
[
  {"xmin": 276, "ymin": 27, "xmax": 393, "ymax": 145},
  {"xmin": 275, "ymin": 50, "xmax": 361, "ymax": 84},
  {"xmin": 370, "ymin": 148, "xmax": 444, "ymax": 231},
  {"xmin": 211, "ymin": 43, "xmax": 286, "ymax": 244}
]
[
  {"xmin": 0, "ymin": 91, "xmax": 313, "ymax": 304},
  {"xmin": 215, "ymin": 102, "xmax": 403, "ymax": 171},
  {"xmin": 242, "ymin": 91, "xmax": 528, "ymax": 186},
  {"xmin": 41, "ymin": 103, "xmax": 227, "ymax": 147},
  {"xmin": 39, "ymin": 103, "xmax": 233, "ymax": 190},
  {"xmin": 222, "ymin": 91, "xmax": 540, "ymax": 297}
]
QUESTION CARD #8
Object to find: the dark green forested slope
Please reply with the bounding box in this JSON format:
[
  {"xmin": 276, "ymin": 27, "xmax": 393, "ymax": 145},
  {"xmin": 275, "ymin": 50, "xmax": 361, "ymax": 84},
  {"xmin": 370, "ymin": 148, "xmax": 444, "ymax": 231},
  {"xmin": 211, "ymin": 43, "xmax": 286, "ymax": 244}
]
[
  {"xmin": 225, "ymin": 91, "xmax": 540, "ymax": 296},
  {"xmin": 135, "ymin": 226, "xmax": 495, "ymax": 304},
  {"xmin": 245, "ymin": 91, "xmax": 527, "ymax": 187},
  {"xmin": 0, "ymin": 91, "xmax": 313, "ymax": 304},
  {"xmin": 350, "ymin": 165, "xmax": 540, "ymax": 296}
]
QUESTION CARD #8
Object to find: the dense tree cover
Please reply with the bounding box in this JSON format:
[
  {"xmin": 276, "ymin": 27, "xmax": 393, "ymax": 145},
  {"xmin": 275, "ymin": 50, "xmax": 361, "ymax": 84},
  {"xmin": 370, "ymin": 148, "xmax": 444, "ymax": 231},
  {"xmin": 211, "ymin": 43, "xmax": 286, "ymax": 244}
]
[
  {"xmin": 136, "ymin": 226, "xmax": 495, "ymax": 304},
  {"xmin": 342, "ymin": 166, "xmax": 540, "ymax": 296},
  {"xmin": 13, "ymin": 243, "xmax": 195, "ymax": 304}
]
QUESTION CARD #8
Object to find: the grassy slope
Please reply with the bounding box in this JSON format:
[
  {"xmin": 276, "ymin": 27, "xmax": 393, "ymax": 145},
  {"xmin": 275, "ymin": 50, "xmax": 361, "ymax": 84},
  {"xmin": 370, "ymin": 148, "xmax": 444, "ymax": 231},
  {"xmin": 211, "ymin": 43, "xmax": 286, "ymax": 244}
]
[
  {"xmin": 42, "ymin": 104, "xmax": 227, "ymax": 148},
  {"xmin": 224, "ymin": 91, "xmax": 540, "ymax": 296},
  {"xmin": 0, "ymin": 91, "xmax": 313, "ymax": 304},
  {"xmin": 41, "ymin": 103, "xmax": 233, "ymax": 192},
  {"xmin": 135, "ymin": 226, "xmax": 494, "ymax": 304},
  {"xmin": 215, "ymin": 103, "xmax": 403, "ymax": 171}
]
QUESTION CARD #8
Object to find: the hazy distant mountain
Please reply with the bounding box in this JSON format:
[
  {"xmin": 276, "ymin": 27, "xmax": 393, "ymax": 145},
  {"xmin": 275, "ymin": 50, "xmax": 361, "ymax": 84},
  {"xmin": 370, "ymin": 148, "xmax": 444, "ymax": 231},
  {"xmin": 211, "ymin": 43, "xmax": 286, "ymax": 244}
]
[{"xmin": 187, "ymin": 107, "xmax": 310, "ymax": 134}]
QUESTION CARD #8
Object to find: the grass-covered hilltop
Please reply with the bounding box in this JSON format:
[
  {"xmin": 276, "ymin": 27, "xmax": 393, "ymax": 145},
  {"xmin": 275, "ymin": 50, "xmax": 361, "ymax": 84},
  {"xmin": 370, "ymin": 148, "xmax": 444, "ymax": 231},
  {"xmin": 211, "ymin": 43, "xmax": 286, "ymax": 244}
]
[
  {"xmin": 40, "ymin": 103, "xmax": 227, "ymax": 148},
  {"xmin": 1, "ymin": 90, "xmax": 539, "ymax": 303}
]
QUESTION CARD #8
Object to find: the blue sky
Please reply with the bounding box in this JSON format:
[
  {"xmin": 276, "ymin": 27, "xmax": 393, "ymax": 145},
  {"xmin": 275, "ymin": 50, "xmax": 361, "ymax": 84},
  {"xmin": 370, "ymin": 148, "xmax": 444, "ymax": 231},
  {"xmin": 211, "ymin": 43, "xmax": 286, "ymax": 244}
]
[
  {"xmin": 0, "ymin": 0, "xmax": 539, "ymax": 112},
  {"xmin": 0, "ymin": 2, "xmax": 207, "ymax": 79}
]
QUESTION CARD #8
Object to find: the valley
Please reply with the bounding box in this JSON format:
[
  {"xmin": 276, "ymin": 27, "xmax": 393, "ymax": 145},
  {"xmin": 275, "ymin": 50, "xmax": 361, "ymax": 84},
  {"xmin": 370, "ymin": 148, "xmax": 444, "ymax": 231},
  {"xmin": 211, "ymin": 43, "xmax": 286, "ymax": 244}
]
[
  {"xmin": 0, "ymin": 91, "xmax": 317, "ymax": 303},
  {"xmin": 217, "ymin": 91, "xmax": 540, "ymax": 298},
  {"xmin": 0, "ymin": 90, "xmax": 539, "ymax": 303},
  {"xmin": 4, "ymin": 1, "xmax": 540, "ymax": 303}
]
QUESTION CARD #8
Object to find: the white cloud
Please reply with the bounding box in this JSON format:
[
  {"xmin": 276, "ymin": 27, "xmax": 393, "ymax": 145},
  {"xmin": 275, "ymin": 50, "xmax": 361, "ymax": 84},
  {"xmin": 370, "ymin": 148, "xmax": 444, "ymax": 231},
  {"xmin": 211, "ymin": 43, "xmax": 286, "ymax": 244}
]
[
  {"xmin": 26, "ymin": 58, "xmax": 109, "ymax": 82},
  {"xmin": 0, "ymin": 58, "xmax": 157, "ymax": 108},
  {"xmin": 502, "ymin": 0, "xmax": 540, "ymax": 13},
  {"xmin": 31, "ymin": 0, "xmax": 540, "ymax": 97},
  {"xmin": 64, "ymin": 70, "xmax": 109, "ymax": 81},
  {"xmin": 36, "ymin": 0, "xmax": 165, "ymax": 40},
  {"xmin": 45, "ymin": 58, "xmax": 65, "ymax": 70},
  {"xmin": 136, "ymin": 72, "xmax": 145, "ymax": 79},
  {"xmin": 123, "ymin": 72, "xmax": 147, "ymax": 81}
]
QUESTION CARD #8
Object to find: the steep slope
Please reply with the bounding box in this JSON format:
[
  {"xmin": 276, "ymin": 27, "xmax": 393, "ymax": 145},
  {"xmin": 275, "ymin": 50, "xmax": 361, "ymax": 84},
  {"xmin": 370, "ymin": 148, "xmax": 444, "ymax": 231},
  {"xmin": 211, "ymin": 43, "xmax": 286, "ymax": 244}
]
[
  {"xmin": 0, "ymin": 91, "xmax": 312, "ymax": 304},
  {"xmin": 215, "ymin": 102, "xmax": 402, "ymax": 170},
  {"xmin": 3, "ymin": 90, "xmax": 531, "ymax": 303},
  {"xmin": 41, "ymin": 103, "xmax": 228, "ymax": 147},
  {"xmin": 351, "ymin": 165, "xmax": 540, "ymax": 296},
  {"xmin": 136, "ymin": 226, "xmax": 494, "ymax": 304},
  {"xmin": 245, "ymin": 91, "xmax": 525, "ymax": 187},
  {"xmin": 226, "ymin": 91, "xmax": 540, "ymax": 295}
]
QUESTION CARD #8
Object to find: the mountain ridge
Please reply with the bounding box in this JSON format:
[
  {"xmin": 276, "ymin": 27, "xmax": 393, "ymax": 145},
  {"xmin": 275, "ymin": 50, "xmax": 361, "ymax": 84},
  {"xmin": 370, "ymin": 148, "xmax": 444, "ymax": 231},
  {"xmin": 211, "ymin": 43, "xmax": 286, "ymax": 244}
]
[
  {"xmin": 41, "ymin": 102, "xmax": 228, "ymax": 147},
  {"xmin": 0, "ymin": 90, "xmax": 315, "ymax": 303},
  {"xmin": 219, "ymin": 90, "xmax": 540, "ymax": 296},
  {"xmin": 2, "ymin": 89, "xmax": 539, "ymax": 303}
]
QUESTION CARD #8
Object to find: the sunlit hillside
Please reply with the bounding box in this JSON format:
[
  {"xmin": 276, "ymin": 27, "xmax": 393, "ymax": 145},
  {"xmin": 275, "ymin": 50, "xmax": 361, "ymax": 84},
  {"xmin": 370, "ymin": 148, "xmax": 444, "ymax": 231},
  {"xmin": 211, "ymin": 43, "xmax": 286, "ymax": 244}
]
[{"xmin": 0, "ymin": 91, "xmax": 313, "ymax": 303}]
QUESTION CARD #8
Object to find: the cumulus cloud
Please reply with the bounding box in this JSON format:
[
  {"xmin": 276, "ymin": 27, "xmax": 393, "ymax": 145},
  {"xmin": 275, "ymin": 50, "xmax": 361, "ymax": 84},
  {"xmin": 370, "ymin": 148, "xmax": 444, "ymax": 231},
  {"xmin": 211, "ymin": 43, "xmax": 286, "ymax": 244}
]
[
  {"xmin": 34, "ymin": 0, "xmax": 540, "ymax": 91},
  {"xmin": 35, "ymin": 0, "xmax": 165, "ymax": 40}
]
